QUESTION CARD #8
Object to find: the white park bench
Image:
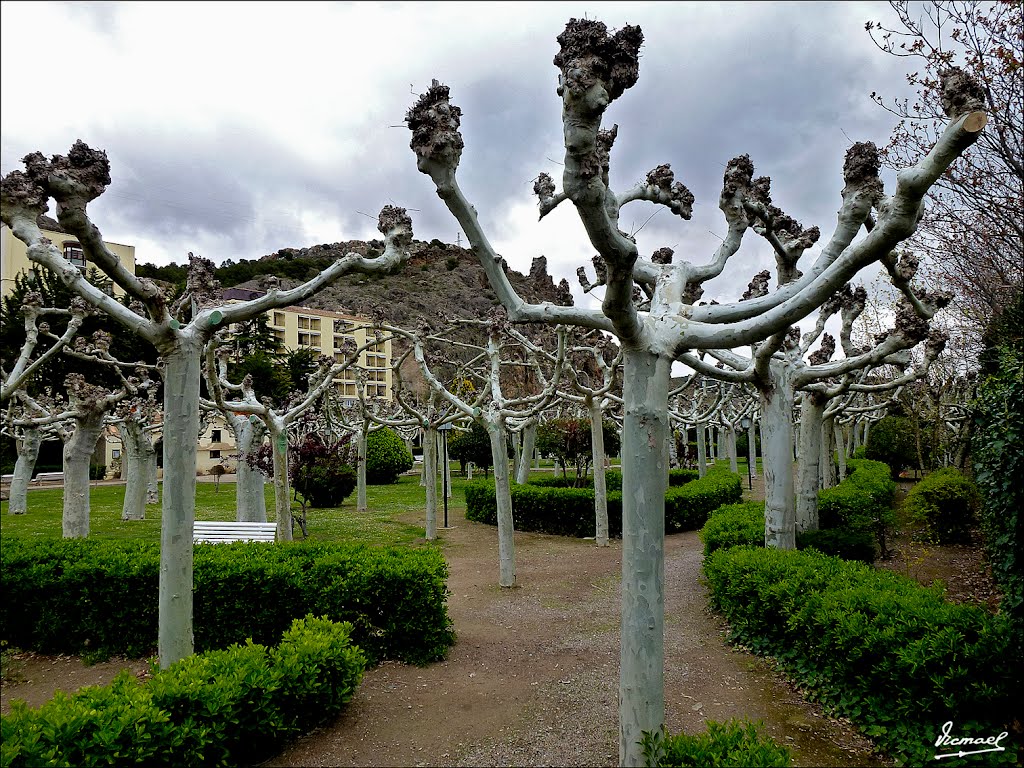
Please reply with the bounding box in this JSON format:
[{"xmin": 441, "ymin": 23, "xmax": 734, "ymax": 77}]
[
  {"xmin": 193, "ymin": 520, "xmax": 277, "ymax": 544},
  {"xmin": 34, "ymin": 472, "xmax": 64, "ymax": 483}
]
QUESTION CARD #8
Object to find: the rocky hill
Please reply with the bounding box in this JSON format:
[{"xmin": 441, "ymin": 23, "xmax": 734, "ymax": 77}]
[{"xmin": 235, "ymin": 239, "xmax": 575, "ymax": 331}]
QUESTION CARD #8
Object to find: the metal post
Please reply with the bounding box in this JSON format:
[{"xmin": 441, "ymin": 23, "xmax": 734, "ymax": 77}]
[
  {"xmin": 442, "ymin": 428, "xmax": 449, "ymax": 528},
  {"xmin": 740, "ymin": 416, "xmax": 753, "ymax": 490}
]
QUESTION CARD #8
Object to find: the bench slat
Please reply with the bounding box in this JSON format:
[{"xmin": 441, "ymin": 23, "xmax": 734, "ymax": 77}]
[{"xmin": 193, "ymin": 520, "xmax": 276, "ymax": 543}]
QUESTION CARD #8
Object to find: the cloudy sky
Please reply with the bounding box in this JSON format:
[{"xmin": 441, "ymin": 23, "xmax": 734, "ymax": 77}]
[{"xmin": 1, "ymin": 1, "xmax": 922, "ymax": 312}]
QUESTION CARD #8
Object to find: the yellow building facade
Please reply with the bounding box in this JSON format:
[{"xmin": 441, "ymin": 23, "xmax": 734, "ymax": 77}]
[{"xmin": 0, "ymin": 216, "xmax": 136, "ymax": 299}]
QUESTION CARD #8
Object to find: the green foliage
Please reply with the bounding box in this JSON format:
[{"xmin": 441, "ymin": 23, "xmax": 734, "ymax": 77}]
[
  {"xmin": 0, "ymin": 616, "xmax": 365, "ymax": 768},
  {"xmin": 818, "ymin": 459, "xmax": 895, "ymax": 555},
  {"xmin": 465, "ymin": 467, "xmax": 741, "ymax": 537},
  {"xmin": 972, "ymin": 344, "xmax": 1024, "ymax": 638},
  {"xmin": 290, "ymin": 433, "xmax": 357, "ymax": 509},
  {"xmin": 0, "ymin": 539, "xmax": 454, "ymax": 666},
  {"xmin": 700, "ymin": 502, "xmax": 765, "ymax": 556},
  {"xmin": 89, "ymin": 464, "xmax": 107, "ymax": 481},
  {"xmin": 865, "ymin": 415, "xmax": 922, "ymax": 479},
  {"xmin": 365, "ymin": 428, "xmax": 414, "ymax": 484},
  {"xmin": 852, "ymin": 445, "xmax": 867, "ymax": 460},
  {"xmin": 641, "ymin": 719, "xmax": 791, "ymax": 767},
  {"xmin": 796, "ymin": 528, "xmax": 876, "ymax": 564},
  {"xmin": 901, "ymin": 468, "xmax": 980, "ymax": 545},
  {"xmin": 536, "ymin": 417, "xmax": 621, "ymax": 485},
  {"xmin": 703, "ymin": 547, "xmax": 1020, "ymax": 765}
]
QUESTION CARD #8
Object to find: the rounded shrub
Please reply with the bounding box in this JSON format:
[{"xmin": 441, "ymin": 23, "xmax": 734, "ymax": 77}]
[
  {"xmin": 865, "ymin": 415, "xmax": 922, "ymax": 479},
  {"xmin": 365, "ymin": 427, "xmax": 414, "ymax": 484},
  {"xmin": 901, "ymin": 467, "xmax": 980, "ymax": 544}
]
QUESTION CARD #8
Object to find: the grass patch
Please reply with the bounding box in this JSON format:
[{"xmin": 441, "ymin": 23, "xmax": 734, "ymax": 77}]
[{"xmin": 0, "ymin": 475, "xmax": 472, "ymax": 547}]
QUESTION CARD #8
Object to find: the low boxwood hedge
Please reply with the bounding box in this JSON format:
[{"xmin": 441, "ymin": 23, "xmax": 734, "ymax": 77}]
[
  {"xmin": 901, "ymin": 467, "xmax": 980, "ymax": 544},
  {"xmin": 700, "ymin": 502, "xmax": 765, "ymax": 556},
  {"xmin": 527, "ymin": 469, "xmax": 698, "ymax": 492},
  {"xmin": 703, "ymin": 546, "xmax": 1019, "ymax": 765},
  {"xmin": 0, "ymin": 615, "xmax": 365, "ymax": 768},
  {"xmin": 0, "ymin": 539, "xmax": 455, "ymax": 665},
  {"xmin": 465, "ymin": 467, "xmax": 741, "ymax": 538},
  {"xmin": 641, "ymin": 719, "xmax": 791, "ymax": 767}
]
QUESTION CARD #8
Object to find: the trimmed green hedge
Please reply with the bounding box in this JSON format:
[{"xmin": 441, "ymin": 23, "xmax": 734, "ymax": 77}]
[
  {"xmin": 0, "ymin": 539, "xmax": 455, "ymax": 666},
  {"xmin": 796, "ymin": 528, "xmax": 875, "ymax": 564},
  {"xmin": 901, "ymin": 467, "xmax": 980, "ymax": 544},
  {"xmin": 704, "ymin": 547, "xmax": 1019, "ymax": 765},
  {"xmin": 527, "ymin": 469, "xmax": 698, "ymax": 492},
  {"xmin": 641, "ymin": 719, "xmax": 791, "ymax": 767},
  {"xmin": 818, "ymin": 459, "xmax": 895, "ymax": 554},
  {"xmin": 0, "ymin": 615, "xmax": 365, "ymax": 768},
  {"xmin": 464, "ymin": 468, "xmax": 741, "ymax": 538},
  {"xmin": 700, "ymin": 502, "xmax": 766, "ymax": 556}
]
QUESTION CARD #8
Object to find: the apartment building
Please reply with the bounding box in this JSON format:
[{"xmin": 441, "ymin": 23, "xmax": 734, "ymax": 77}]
[{"xmin": 0, "ymin": 215, "xmax": 135, "ymax": 299}]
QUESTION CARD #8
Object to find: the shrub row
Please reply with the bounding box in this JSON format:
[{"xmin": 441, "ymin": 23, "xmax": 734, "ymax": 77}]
[
  {"xmin": 703, "ymin": 547, "xmax": 1020, "ymax": 765},
  {"xmin": 1, "ymin": 615, "xmax": 365, "ymax": 768},
  {"xmin": 641, "ymin": 719, "xmax": 791, "ymax": 767},
  {"xmin": 526, "ymin": 468, "xmax": 698, "ymax": 492},
  {"xmin": 901, "ymin": 467, "xmax": 980, "ymax": 544},
  {"xmin": 0, "ymin": 539, "xmax": 455, "ymax": 666},
  {"xmin": 817, "ymin": 459, "xmax": 895, "ymax": 552},
  {"xmin": 700, "ymin": 502, "xmax": 876, "ymax": 564},
  {"xmin": 464, "ymin": 468, "xmax": 741, "ymax": 538}
]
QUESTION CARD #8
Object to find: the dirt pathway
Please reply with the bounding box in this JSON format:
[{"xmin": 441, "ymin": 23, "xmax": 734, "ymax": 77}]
[{"xmin": 265, "ymin": 485, "xmax": 886, "ymax": 767}]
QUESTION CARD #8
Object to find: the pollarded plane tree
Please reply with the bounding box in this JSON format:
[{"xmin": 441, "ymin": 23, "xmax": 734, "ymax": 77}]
[
  {"xmin": 0, "ymin": 144, "xmax": 414, "ymax": 666},
  {"xmin": 57, "ymin": 330, "xmax": 163, "ymax": 521},
  {"xmin": 205, "ymin": 335, "xmax": 362, "ymax": 541},
  {"xmin": 12, "ymin": 369, "xmax": 129, "ymax": 538},
  {"xmin": 546, "ymin": 327, "xmax": 624, "ymax": 546},
  {"xmin": 409, "ymin": 312, "xmax": 567, "ymax": 586},
  {"xmin": 667, "ymin": 375, "xmax": 723, "ymax": 476},
  {"xmin": 200, "ymin": 343, "xmax": 270, "ymax": 523},
  {"xmin": 406, "ymin": 18, "xmax": 986, "ymax": 762},
  {"xmin": 2, "ymin": 396, "xmax": 63, "ymax": 515},
  {"xmin": 364, "ymin": 324, "xmax": 463, "ymax": 540},
  {"xmin": 0, "ymin": 291, "xmax": 90, "ymax": 403}
]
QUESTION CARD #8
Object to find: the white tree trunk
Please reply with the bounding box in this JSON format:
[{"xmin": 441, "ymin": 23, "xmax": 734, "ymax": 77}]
[
  {"xmin": 836, "ymin": 420, "xmax": 848, "ymax": 483},
  {"xmin": 796, "ymin": 398, "xmax": 826, "ymax": 533},
  {"xmin": 590, "ymin": 401, "xmax": 609, "ymax": 547},
  {"xmin": 821, "ymin": 415, "xmax": 838, "ymax": 490},
  {"xmin": 423, "ymin": 426, "xmax": 438, "ymax": 540},
  {"xmin": 233, "ymin": 418, "xmax": 266, "ymax": 523},
  {"xmin": 512, "ymin": 429, "xmax": 523, "ymax": 482},
  {"xmin": 618, "ymin": 349, "xmax": 670, "ymax": 766},
  {"xmin": 515, "ymin": 420, "xmax": 537, "ymax": 485},
  {"xmin": 158, "ymin": 344, "xmax": 202, "ymax": 668},
  {"xmin": 747, "ymin": 420, "xmax": 758, "ymax": 479},
  {"xmin": 709, "ymin": 426, "xmax": 717, "ymax": 462},
  {"xmin": 696, "ymin": 424, "xmax": 707, "ymax": 478},
  {"xmin": 760, "ymin": 366, "xmax": 796, "ymax": 549},
  {"xmin": 62, "ymin": 419, "xmax": 103, "ymax": 538},
  {"xmin": 486, "ymin": 420, "xmax": 516, "ymax": 588},
  {"xmin": 8, "ymin": 428, "xmax": 42, "ymax": 515},
  {"xmin": 357, "ymin": 428, "xmax": 368, "ymax": 512},
  {"xmin": 119, "ymin": 422, "xmax": 146, "ymax": 521},
  {"xmin": 726, "ymin": 425, "xmax": 738, "ymax": 473},
  {"xmin": 466, "ymin": 461, "xmax": 474, "ymax": 481},
  {"xmin": 271, "ymin": 426, "xmax": 292, "ymax": 541},
  {"xmin": 143, "ymin": 433, "xmax": 160, "ymax": 504}
]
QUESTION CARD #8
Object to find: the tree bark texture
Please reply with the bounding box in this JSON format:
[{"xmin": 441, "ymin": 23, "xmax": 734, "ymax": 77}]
[
  {"xmin": 61, "ymin": 419, "xmax": 103, "ymax": 538},
  {"xmin": 487, "ymin": 420, "xmax": 516, "ymax": 588},
  {"xmin": 796, "ymin": 397, "xmax": 826, "ymax": 533},
  {"xmin": 590, "ymin": 400, "xmax": 610, "ymax": 547},
  {"xmin": 8, "ymin": 429, "xmax": 42, "ymax": 515},
  {"xmin": 760, "ymin": 366, "xmax": 796, "ymax": 549}
]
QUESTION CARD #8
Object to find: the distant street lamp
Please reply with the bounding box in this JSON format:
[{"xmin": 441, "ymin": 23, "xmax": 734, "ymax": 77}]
[
  {"xmin": 438, "ymin": 422, "xmax": 454, "ymax": 529},
  {"xmin": 739, "ymin": 416, "xmax": 753, "ymax": 491}
]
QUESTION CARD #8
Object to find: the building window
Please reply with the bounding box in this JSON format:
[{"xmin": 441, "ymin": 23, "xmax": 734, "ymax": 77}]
[
  {"xmin": 272, "ymin": 312, "xmax": 285, "ymax": 327},
  {"xmin": 298, "ymin": 332, "xmax": 320, "ymax": 348},
  {"xmin": 63, "ymin": 242, "xmax": 86, "ymax": 272},
  {"xmin": 211, "ymin": 429, "xmax": 222, "ymax": 443},
  {"xmin": 210, "ymin": 450, "xmax": 221, "ymax": 459},
  {"xmin": 112, "ymin": 449, "xmax": 121, "ymax": 459}
]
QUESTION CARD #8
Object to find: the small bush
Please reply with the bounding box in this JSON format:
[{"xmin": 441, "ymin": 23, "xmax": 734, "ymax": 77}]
[
  {"xmin": 365, "ymin": 428, "xmax": 414, "ymax": 484},
  {"xmin": 865, "ymin": 415, "xmax": 921, "ymax": 479},
  {"xmin": 0, "ymin": 616, "xmax": 365, "ymax": 768},
  {"xmin": 818, "ymin": 459, "xmax": 895, "ymax": 555},
  {"xmin": 700, "ymin": 502, "xmax": 764, "ymax": 555},
  {"xmin": 901, "ymin": 467, "xmax": 980, "ymax": 544},
  {"xmin": 641, "ymin": 719, "xmax": 791, "ymax": 767},
  {"xmin": 796, "ymin": 528, "xmax": 876, "ymax": 564},
  {"xmin": 89, "ymin": 464, "xmax": 106, "ymax": 480}
]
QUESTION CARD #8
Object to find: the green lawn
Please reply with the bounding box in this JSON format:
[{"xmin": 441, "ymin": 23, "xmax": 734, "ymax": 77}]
[{"xmin": 0, "ymin": 474, "xmax": 477, "ymax": 547}]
